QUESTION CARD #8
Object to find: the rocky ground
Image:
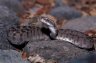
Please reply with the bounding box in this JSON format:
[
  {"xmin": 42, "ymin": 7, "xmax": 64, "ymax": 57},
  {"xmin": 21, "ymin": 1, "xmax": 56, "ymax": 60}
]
[
  {"xmin": 0, "ymin": 0, "xmax": 96, "ymax": 63},
  {"xmin": 0, "ymin": 50, "xmax": 30, "ymax": 63},
  {"xmin": 62, "ymin": 16, "xmax": 96, "ymax": 32}
]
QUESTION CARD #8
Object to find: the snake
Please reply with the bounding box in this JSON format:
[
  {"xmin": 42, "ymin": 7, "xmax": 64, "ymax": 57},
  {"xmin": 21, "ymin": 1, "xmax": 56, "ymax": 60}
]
[
  {"xmin": 7, "ymin": 16, "xmax": 94, "ymax": 50},
  {"xmin": 7, "ymin": 16, "xmax": 57, "ymax": 49},
  {"xmin": 56, "ymin": 29, "xmax": 94, "ymax": 49},
  {"xmin": 7, "ymin": 25, "xmax": 52, "ymax": 49}
]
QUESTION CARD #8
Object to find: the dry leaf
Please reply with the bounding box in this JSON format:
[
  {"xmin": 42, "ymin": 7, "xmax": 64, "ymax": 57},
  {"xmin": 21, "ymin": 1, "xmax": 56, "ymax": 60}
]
[
  {"xmin": 89, "ymin": 8, "xmax": 96, "ymax": 16},
  {"xmin": 85, "ymin": 30, "xmax": 96, "ymax": 37}
]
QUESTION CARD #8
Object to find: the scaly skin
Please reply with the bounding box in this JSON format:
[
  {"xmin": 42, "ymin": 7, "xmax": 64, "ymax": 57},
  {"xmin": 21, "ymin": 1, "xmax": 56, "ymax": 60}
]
[
  {"xmin": 7, "ymin": 15, "xmax": 57, "ymax": 49},
  {"xmin": 20, "ymin": 15, "xmax": 57, "ymax": 39},
  {"xmin": 7, "ymin": 25, "xmax": 51, "ymax": 47},
  {"xmin": 7, "ymin": 15, "xmax": 94, "ymax": 50},
  {"xmin": 56, "ymin": 29, "xmax": 94, "ymax": 49}
]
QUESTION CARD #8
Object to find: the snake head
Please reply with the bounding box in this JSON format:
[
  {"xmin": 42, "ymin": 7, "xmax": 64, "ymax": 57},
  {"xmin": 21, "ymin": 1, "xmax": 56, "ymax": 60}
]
[{"xmin": 39, "ymin": 16, "xmax": 57, "ymax": 39}]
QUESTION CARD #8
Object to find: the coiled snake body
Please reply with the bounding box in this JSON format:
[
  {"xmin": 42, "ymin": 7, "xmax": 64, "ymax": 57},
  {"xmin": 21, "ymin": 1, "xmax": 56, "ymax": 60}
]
[
  {"xmin": 7, "ymin": 16, "xmax": 94, "ymax": 50},
  {"xmin": 7, "ymin": 26, "xmax": 94, "ymax": 50},
  {"xmin": 7, "ymin": 26, "xmax": 51, "ymax": 46}
]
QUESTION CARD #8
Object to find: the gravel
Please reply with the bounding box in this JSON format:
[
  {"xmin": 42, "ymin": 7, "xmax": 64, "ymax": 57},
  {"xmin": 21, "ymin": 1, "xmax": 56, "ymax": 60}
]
[{"xmin": 0, "ymin": 50, "xmax": 29, "ymax": 63}]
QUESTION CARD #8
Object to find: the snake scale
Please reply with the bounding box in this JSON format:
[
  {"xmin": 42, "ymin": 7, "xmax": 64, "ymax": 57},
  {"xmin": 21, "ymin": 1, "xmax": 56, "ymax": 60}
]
[
  {"xmin": 7, "ymin": 26, "xmax": 51, "ymax": 45},
  {"xmin": 56, "ymin": 29, "xmax": 94, "ymax": 49},
  {"xmin": 7, "ymin": 16, "xmax": 94, "ymax": 50}
]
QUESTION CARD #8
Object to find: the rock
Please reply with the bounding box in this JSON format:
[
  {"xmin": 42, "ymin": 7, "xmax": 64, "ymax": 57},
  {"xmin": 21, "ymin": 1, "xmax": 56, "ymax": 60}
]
[
  {"xmin": 23, "ymin": 40, "xmax": 92, "ymax": 63},
  {"xmin": 70, "ymin": 52, "xmax": 96, "ymax": 63},
  {"xmin": 62, "ymin": 16, "xmax": 96, "ymax": 32},
  {"xmin": 0, "ymin": 5, "xmax": 19, "ymax": 29},
  {"xmin": 0, "ymin": 5, "xmax": 19, "ymax": 49},
  {"xmin": 0, "ymin": 6, "xmax": 11, "ymax": 18},
  {"xmin": 0, "ymin": 0, "xmax": 24, "ymax": 13},
  {"xmin": 54, "ymin": 0, "xmax": 64, "ymax": 7},
  {"xmin": 0, "ymin": 49, "xmax": 29, "ymax": 63},
  {"xmin": 49, "ymin": 6, "xmax": 82, "ymax": 21}
]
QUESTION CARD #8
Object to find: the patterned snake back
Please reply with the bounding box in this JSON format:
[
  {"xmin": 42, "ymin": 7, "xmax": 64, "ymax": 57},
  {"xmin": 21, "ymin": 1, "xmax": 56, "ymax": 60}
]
[
  {"xmin": 7, "ymin": 25, "xmax": 51, "ymax": 46},
  {"xmin": 7, "ymin": 15, "xmax": 94, "ymax": 50},
  {"xmin": 56, "ymin": 29, "xmax": 94, "ymax": 49}
]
